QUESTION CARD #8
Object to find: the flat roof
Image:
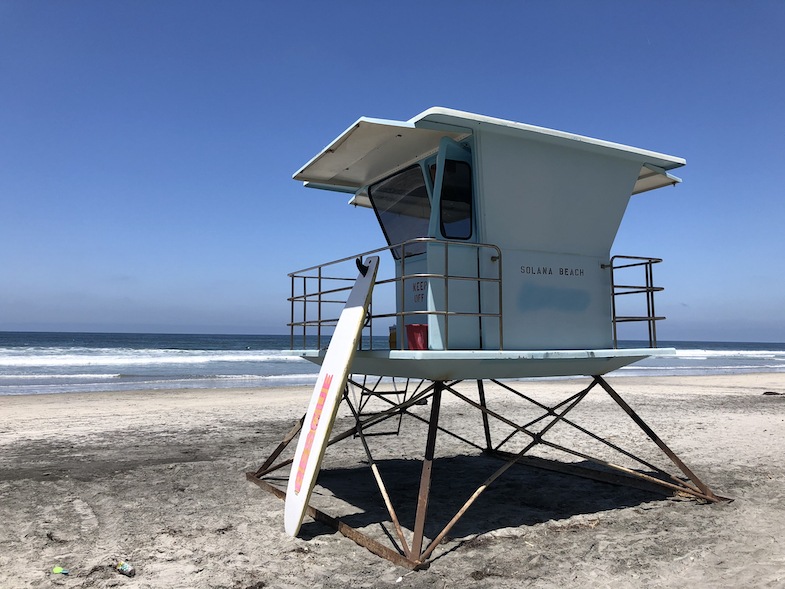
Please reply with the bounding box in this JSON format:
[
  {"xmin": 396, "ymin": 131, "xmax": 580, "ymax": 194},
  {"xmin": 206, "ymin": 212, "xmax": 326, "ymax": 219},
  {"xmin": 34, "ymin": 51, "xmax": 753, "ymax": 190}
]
[{"xmin": 294, "ymin": 107, "xmax": 685, "ymax": 197}]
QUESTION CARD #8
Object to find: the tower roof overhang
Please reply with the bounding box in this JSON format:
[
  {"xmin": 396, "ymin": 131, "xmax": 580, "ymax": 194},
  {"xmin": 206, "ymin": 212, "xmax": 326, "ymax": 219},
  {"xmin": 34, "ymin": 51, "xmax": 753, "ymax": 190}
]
[{"xmin": 293, "ymin": 107, "xmax": 685, "ymax": 205}]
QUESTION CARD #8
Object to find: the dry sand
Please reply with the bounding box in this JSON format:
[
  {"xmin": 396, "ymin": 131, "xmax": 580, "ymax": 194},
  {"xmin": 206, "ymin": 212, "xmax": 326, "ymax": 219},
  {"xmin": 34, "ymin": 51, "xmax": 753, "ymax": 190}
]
[{"xmin": 1, "ymin": 373, "xmax": 784, "ymax": 588}]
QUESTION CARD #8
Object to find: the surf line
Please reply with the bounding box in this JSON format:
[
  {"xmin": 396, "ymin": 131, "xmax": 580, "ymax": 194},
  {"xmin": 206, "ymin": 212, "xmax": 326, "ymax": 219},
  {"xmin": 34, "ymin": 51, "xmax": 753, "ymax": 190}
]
[{"xmin": 294, "ymin": 373, "xmax": 333, "ymax": 494}]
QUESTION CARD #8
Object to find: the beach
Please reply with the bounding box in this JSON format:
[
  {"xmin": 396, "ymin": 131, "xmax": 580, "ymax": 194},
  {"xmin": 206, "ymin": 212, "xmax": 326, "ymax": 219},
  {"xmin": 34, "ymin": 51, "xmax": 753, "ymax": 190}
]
[{"xmin": 1, "ymin": 373, "xmax": 784, "ymax": 588}]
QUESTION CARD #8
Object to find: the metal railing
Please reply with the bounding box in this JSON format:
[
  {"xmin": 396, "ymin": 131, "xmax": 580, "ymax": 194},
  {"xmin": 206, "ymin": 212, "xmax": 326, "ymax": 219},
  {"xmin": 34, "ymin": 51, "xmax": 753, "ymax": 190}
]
[
  {"xmin": 288, "ymin": 238, "xmax": 503, "ymax": 351},
  {"xmin": 606, "ymin": 255, "xmax": 665, "ymax": 348}
]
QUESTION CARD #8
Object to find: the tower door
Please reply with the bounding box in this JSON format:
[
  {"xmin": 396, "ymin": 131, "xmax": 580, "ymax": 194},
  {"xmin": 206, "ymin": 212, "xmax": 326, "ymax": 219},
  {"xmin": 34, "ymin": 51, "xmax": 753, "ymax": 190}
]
[
  {"xmin": 430, "ymin": 137, "xmax": 474, "ymax": 242},
  {"xmin": 427, "ymin": 138, "xmax": 484, "ymax": 349}
]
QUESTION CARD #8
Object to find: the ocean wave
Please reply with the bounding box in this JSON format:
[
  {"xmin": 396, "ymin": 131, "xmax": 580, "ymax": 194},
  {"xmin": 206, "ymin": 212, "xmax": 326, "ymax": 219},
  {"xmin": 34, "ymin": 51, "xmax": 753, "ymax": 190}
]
[
  {"xmin": 619, "ymin": 363, "xmax": 785, "ymax": 371},
  {"xmin": 0, "ymin": 373, "xmax": 322, "ymax": 396},
  {"xmin": 0, "ymin": 348, "xmax": 307, "ymax": 368},
  {"xmin": 0, "ymin": 373, "xmax": 121, "ymax": 380},
  {"xmin": 259, "ymin": 373, "xmax": 320, "ymax": 381},
  {"xmin": 2, "ymin": 333, "xmax": 783, "ymax": 396},
  {"xmin": 673, "ymin": 349, "xmax": 785, "ymax": 360}
]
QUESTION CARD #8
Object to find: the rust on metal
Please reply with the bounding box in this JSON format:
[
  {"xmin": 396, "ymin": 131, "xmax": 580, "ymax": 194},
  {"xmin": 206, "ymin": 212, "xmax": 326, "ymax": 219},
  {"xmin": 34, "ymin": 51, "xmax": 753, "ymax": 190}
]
[
  {"xmin": 248, "ymin": 376, "xmax": 728, "ymax": 568},
  {"xmin": 343, "ymin": 392, "xmax": 412, "ymax": 558},
  {"xmin": 255, "ymin": 415, "xmax": 304, "ymax": 476},
  {"xmin": 245, "ymin": 473, "xmax": 424, "ymax": 570},
  {"xmin": 594, "ymin": 375, "xmax": 720, "ymax": 502},
  {"xmin": 410, "ymin": 383, "xmax": 443, "ymax": 558}
]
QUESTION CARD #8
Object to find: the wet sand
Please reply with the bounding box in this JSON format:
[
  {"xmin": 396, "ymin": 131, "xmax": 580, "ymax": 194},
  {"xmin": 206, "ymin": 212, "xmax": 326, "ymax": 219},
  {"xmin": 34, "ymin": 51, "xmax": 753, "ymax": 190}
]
[{"xmin": 1, "ymin": 373, "xmax": 784, "ymax": 588}]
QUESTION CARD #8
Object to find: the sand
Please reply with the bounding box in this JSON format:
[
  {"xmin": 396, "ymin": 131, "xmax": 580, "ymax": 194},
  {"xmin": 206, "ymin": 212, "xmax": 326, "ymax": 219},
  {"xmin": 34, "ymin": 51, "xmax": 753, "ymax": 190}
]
[{"xmin": 1, "ymin": 373, "xmax": 784, "ymax": 588}]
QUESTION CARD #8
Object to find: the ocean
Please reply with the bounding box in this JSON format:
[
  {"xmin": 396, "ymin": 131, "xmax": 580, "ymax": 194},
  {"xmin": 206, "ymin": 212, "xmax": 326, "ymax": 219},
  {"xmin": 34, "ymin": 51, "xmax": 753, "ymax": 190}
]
[{"xmin": 0, "ymin": 331, "xmax": 784, "ymax": 396}]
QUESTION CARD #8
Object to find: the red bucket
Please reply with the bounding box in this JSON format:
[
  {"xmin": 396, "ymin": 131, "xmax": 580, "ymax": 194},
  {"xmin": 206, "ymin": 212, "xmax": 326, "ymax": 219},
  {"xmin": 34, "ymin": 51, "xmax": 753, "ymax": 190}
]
[{"xmin": 405, "ymin": 324, "xmax": 428, "ymax": 350}]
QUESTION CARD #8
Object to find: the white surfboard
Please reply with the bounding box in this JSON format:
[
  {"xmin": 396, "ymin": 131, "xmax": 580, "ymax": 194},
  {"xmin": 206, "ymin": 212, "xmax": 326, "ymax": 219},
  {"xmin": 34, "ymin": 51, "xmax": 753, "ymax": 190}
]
[{"xmin": 284, "ymin": 256, "xmax": 380, "ymax": 537}]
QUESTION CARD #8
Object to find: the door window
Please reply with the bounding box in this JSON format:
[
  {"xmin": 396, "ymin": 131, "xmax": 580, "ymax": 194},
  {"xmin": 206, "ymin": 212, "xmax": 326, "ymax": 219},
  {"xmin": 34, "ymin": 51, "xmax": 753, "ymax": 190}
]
[{"xmin": 435, "ymin": 159, "xmax": 473, "ymax": 239}]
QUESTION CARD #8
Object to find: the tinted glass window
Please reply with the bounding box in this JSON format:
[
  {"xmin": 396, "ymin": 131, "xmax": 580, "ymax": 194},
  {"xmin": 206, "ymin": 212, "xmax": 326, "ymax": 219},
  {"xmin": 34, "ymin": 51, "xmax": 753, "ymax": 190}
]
[
  {"xmin": 439, "ymin": 160, "xmax": 473, "ymax": 239},
  {"xmin": 369, "ymin": 166, "xmax": 430, "ymax": 258}
]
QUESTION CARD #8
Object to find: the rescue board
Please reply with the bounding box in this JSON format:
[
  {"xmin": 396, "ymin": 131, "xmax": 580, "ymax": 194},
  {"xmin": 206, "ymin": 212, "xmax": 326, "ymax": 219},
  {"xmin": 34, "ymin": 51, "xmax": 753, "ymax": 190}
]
[{"xmin": 284, "ymin": 255, "xmax": 380, "ymax": 537}]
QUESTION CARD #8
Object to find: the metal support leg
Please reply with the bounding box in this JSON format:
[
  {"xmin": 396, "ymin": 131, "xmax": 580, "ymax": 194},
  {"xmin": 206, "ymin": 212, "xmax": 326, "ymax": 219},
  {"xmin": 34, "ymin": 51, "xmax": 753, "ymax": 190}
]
[
  {"xmin": 595, "ymin": 375, "xmax": 719, "ymax": 501},
  {"xmin": 411, "ymin": 381, "xmax": 443, "ymax": 559},
  {"xmin": 248, "ymin": 375, "xmax": 725, "ymax": 570},
  {"xmin": 477, "ymin": 379, "xmax": 493, "ymax": 451},
  {"xmin": 343, "ymin": 390, "xmax": 412, "ymax": 558},
  {"xmin": 254, "ymin": 415, "xmax": 305, "ymax": 476}
]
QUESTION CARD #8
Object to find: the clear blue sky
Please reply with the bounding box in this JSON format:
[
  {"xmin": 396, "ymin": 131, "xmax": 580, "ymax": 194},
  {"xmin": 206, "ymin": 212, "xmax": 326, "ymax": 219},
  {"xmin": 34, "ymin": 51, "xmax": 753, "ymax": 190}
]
[{"xmin": 1, "ymin": 1, "xmax": 783, "ymax": 341}]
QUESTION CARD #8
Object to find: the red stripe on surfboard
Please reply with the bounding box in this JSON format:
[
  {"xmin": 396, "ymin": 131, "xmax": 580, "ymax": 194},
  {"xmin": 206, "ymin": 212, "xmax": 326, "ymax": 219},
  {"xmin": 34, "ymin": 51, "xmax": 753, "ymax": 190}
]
[{"xmin": 294, "ymin": 373, "xmax": 333, "ymax": 494}]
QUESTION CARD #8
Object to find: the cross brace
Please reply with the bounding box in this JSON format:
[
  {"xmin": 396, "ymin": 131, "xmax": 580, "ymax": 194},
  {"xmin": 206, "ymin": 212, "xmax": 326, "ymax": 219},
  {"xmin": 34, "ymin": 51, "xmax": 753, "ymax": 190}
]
[{"xmin": 247, "ymin": 375, "xmax": 726, "ymax": 569}]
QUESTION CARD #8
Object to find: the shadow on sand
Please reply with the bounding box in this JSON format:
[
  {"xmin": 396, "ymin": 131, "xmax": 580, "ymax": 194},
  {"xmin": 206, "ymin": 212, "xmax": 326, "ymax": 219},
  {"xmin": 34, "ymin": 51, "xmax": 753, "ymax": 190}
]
[{"xmin": 298, "ymin": 453, "xmax": 665, "ymax": 544}]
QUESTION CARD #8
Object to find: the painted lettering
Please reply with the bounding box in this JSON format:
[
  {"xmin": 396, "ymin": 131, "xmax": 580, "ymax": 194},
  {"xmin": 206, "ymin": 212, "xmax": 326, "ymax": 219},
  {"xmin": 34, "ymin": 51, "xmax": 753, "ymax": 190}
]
[
  {"xmin": 520, "ymin": 265, "xmax": 553, "ymax": 275},
  {"xmin": 521, "ymin": 265, "xmax": 585, "ymax": 278}
]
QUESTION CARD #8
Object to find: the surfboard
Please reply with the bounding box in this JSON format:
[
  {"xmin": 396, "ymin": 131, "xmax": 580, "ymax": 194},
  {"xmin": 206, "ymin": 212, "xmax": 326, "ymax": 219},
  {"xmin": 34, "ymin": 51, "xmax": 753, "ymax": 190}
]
[{"xmin": 284, "ymin": 255, "xmax": 380, "ymax": 537}]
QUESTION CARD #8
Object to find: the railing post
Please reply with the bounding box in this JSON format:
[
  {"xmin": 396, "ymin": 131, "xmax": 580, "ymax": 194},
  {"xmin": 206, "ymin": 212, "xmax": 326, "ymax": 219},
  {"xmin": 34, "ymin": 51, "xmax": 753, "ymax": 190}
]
[
  {"xmin": 285, "ymin": 239, "xmax": 505, "ymax": 354},
  {"xmin": 476, "ymin": 247, "xmax": 483, "ymax": 350},
  {"xmin": 646, "ymin": 260, "xmax": 657, "ymax": 347},
  {"xmin": 497, "ymin": 247, "xmax": 503, "ymax": 350},
  {"xmin": 290, "ymin": 274, "xmax": 295, "ymax": 350},
  {"xmin": 301, "ymin": 275, "xmax": 307, "ymax": 349},
  {"xmin": 609, "ymin": 258, "xmax": 619, "ymax": 348},
  {"xmin": 444, "ymin": 242, "xmax": 449, "ymax": 350},
  {"xmin": 317, "ymin": 267, "xmax": 322, "ymax": 350},
  {"xmin": 608, "ymin": 255, "xmax": 663, "ymax": 349},
  {"xmin": 400, "ymin": 243, "xmax": 406, "ymax": 350}
]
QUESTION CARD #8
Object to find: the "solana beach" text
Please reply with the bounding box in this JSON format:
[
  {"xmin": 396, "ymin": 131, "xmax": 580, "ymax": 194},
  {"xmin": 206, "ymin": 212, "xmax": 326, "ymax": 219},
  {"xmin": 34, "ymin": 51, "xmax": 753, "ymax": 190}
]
[{"xmin": 520, "ymin": 266, "xmax": 584, "ymax": 277}]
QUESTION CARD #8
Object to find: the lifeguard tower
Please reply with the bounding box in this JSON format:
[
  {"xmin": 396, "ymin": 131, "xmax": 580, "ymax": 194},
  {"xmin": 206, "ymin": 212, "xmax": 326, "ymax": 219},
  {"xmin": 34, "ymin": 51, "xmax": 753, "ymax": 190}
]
[{"xmin": 248, "ymin": 108, "xmax": 722, "ymax": 569}]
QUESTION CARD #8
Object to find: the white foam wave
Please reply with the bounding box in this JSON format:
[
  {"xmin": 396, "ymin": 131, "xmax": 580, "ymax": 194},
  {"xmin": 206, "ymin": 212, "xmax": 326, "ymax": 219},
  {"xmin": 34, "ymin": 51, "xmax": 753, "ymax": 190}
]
[
  {"xmin": 673, "ymin": 349, "xmax": 785, "ymax": 360},
  {"xmin": 0, "ymin": 348, "xmax": 306, "ymax": 368},
  {"xmin": 260, "ymin": 373, "xmax": 320, "ymax": 381},
  {"xmin": 190, "ymin": 374, "xmax": 313, "ymax": 381},
  {"xmin": 0, "ymin": 373, "xmax": 120, "ymax": 380},
  {"xmin": 620, "ymin": 363, "xmax": 785, "ymax": 371}
]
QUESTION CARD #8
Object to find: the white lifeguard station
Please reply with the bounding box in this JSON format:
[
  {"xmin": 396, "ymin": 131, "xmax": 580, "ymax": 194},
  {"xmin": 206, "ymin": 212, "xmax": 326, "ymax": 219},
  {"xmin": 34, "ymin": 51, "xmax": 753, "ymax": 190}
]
[{"xmin": 248, "ymin": 108, "xmax": 723, "ymax": 568}]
